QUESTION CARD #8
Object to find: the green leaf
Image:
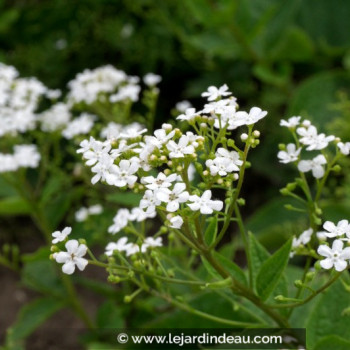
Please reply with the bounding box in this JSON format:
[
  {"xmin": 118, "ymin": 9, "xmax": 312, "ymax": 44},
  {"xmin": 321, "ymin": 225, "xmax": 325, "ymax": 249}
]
[
  {"xmin": 256, "ymin": 238, "xmax": 292, "ymax": 300},
  {"xmin": 245, "ymin": 198, "xmax": 304, "ymax": 249},
  {"xmin": 204, "ymin": 216, "xmax": 218, "ymax": 246},
  {"xmin": 6, "ymin": 297, "xmax": 64, "ymax": 343},
  {"xmin": 213, "ymin": 252, "xmax": 247, "ymax": 287},
  {"xmin": 96, "ymin": 300, "xmax": 124, "ymax": 329},
  {"xmin": 288, "ymin": 71, "xmax": 350, "ymax": 126},
  {"xmin": 22, "ymin": 247, "xmax": 64, "ymax": 296},
  {"xmin": 314, "ymin": 336, "xmax": 350, "ymax": 350},
  {"xmin": 201, "ymin": 253, "xmax": 247, "ymax": 287},
  {"xmin": 248, "ymin": 232, "xmax": 270, "ymax": 291},
  {"xmin": 0, "ymin": 196, "xmax": 31, "ymax": 215},
  {"xmin": 106, "ymin": 192, "xmax": 142, "ymax": 207},
  {"xmin": 305, "ymin": 280, "xmax": 350, "ymax": 348}
]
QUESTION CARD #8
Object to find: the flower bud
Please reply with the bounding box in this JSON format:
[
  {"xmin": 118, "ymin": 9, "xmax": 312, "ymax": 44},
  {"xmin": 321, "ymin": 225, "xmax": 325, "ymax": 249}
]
[
  {"xmin": 241, "ymin": 133, "xmax": 248, "ymax": 141},
  {"xmin": 253, "ymin": 130, "xmax": 260, "ymax": 138}
]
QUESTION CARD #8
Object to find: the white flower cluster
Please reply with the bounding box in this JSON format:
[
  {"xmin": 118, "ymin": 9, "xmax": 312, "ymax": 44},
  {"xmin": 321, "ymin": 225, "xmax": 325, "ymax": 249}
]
[
  {"xmin": 278, "ymin": 117, "xmax": 346, "ymax": 178},
  {"xmin": 0, "ymin": 145, "xmax": 41, "ymax": 173},
  {"xmin": 67, "ymin": 65, "xmax": 161, "ymax": 106},
  {"xmin": 105, "ymin": 236, "xmax": 162, "ymax": 257},
  {"xmin": 0, "ymin": 63, "xmax": 58, "ymax": 137},
  {"xmin": 291, "ymin": 220, "xmax": 350, "ymax": 272},
  {"xmin": 75, "ymin": 204, "xmax": 103, "ymax": 222},
  {"xmin": 76, "ymin": 84, "xmax": 267, "ymax": 254}
]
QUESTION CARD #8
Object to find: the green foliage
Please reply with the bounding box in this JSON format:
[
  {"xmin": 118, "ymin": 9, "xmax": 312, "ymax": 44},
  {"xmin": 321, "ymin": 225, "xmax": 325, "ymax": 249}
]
[
  {"xmin": 204, "ymin": 216, "xmax": 218, "ymax": 246},
  {"xmin": 256, "ymin": 238, "xmax": 292, "ymax": 300},
  {"xmin": 5, "ymin": 297, "xmax": 64, "ymax": 346},
  {"xmin": 305, "ymin": 280, "xmax": 350, "ymax": 349}
]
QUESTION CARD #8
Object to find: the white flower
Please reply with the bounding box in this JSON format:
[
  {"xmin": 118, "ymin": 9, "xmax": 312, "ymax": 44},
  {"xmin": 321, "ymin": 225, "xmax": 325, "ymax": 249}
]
[
  {"xmin": 125, "ymin": 243, "xmax": 144, "ymax": 256},
  {"xmin": 142, "ymin": 172, "xmax": 177, "ymax": 190},
  {"xmin": 39, "ymin": 103, "xmax": 71, "ymax": 132},
  {"xmin": 129, "ymin": 207, "xmax": 157, "ymax": 222},
  {"xmin": 54, "ymin": 240, "xmax": 88, "ymax": 275},
  {"xmin": 110, "ymin": 84, "xmax": 140, "ymax": 103},
  {"xmin": 82, "ymin": 139, "xmax": 112, "ymax": 166},
  {"xmin": 280, "ymin": 116, "xmax": 301, "ymax": 128},
  {"xmin": 105, "ymin": 237, "xmax": 129, "ymax": 256},
  {"xmin": 108, "ymin": 209, "xmax": 130, "ymax": 234},
  {"xmin": 75, "ymin": 207, "xmax": 89, "ymax": 222},
  {"xmin": 67, "ymin": 65, "xmax": 127, "ymax": 105},
  {"xmin": 206, "ymin": 157, "xmax": 236, "ymax": 176},
  {"xmin": 277, "ymin": 144, "xmax": 301, "ymax": 164},
  {"xmin": 216, "ymin": 148, "xmax": 243, "ymax": 166},
  {"xmin": 338, "ymin": 142, "xmax": 350, "ymax": 155},
  {"xmin": 234, "ymin": 107, "xmax": 268, "ymax": 126},
  {"xmin": 298, "ymin": 155, "xmax": 327, "ymax": 178},
  {"xmin": 188, "ymin": 190, "xmax": 223, "ymax": 214},
  {"xmin": 52, "ymin": 227, "xmax": 72, "ymax": 244},
  {"xmin": 156, "ymin": 183, "xmax": 189, "ymax": 212},
  {"xmin": 13, "ymin": 145, "xmax": 41, "ymax": 168},
  {"xmin": 119, "ymin": 122, "xmax": 147, "ymax": 139},
  {"xmin": 113, "ymin": 159, "xmax": 139, "ymax": 187},
  {"xmin": 169, "ymin": 215, "xmax": 183, "ymax": 229},
  {"xmin": 175, "ymin": 100, "xmax": 192, "ymax": 112},
  {"xmin": 88, "ymin": 204, "xmax": 103, "ymax": 215},
  {"xmin": 143, "ymin": 73, "xmax": 162, "ymax": 86},
  {"xmin": 90, "ymin": 153, "xmax": 119, "ymax": 185},
  {"xmin": 140, "ymin": 190, "xmax": 162, "ymax": 214},
  {"xmin": 201, "ymin": 84, "xmax": 231, "ymax": 101},
  {"xmin": 297, "ymin": 126, "xmax": 334, "ymax": 150},
  {"xmin": 167, "ymin": 135, "xmax": 195, "ymax": 158},
  {"xmin": 292, "ymin": 228, "xmax": 313, "ymax": 249},
  {"xmin": 202, "ymin": 99, "xmax": 233, "ymax": 114},
  {"xmin": 100, "ymin": 122, "xmax": 123, "ymax": 140},
  {"xmin": 145, "ymin": 128, "xmax": 175, "ymax": 149},
  {"xmin": 323, "ymin": 220, "xmax": 350, "ymax": 238},
  {"xmin": 62, "ymin": 113, "xmax": 95, "ymax": 139},
  {"xmin": 318, "ymin": 240, "xmax": 350, "ymax": 272},
  {"xmin": 206, "ymin": 148, "xmax": 242, "ymax": 176},
  {"xmin": 177, "ymin": 108, "xmax": 199, "ymax": 122},
  {"xmin": 143, "ymin": 237, "xmax": 163, "ymax": 248}
]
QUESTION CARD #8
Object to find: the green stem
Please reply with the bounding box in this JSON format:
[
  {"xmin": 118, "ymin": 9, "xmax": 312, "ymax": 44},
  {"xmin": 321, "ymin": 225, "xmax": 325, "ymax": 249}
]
[{"xmin": 268, "ymin": 272, "xmax": 341, "ymax": 309}]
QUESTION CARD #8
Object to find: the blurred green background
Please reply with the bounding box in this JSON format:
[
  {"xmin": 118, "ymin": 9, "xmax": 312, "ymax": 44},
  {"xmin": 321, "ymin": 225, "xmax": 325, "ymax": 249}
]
[
  {"xmin": 2, "ymin": 0, "xmax": 350, "ymax": 186},
  {"xmin": 2, "ymin": 0, "xmax": 350, "ymax": 348}
]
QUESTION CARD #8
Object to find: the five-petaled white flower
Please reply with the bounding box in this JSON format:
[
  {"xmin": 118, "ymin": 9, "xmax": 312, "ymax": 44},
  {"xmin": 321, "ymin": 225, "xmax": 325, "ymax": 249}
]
[
  {"xmin": 298, "ymin": 155, "xmax": 327, "ymax": 179},
  {"xmin": 143, "ymin": 73, "xmax": 162, "ymax": 86},
  {"xmin": 322, "ymin": 220, "xmax": 350, "ymax": 238},
  {"xmin": 52, "ymin": 227, "xmax": 72, "ymax": 244},
  {"xmin": 105, "ymin": 237, "xmax": 129, "ymax": 256},
  {"xmin": 113, "ymin": 159, "xmax": 139, "ymax": 187},
  {"xmin": 338, "ymin": 142, "xmax": 350, "ymax": 155},
  {"xmin": 108, "ymin": 209, "xmax": 130, "ymax": 234},
  {"xmin": 318, "ymin": 239, "xmax": 350, "ymax": 272},
  {"xmin": 54, "ymin": 240, "xmax": 88, "ymax": 275},
  {"xmin": 188, "ymin": 190, "xmax": 223, "ymax": 214},
  {"xmin": 201, "ymin": 84, "xmax": 231, "ymax": 101},
  {"xmin": 143, "ymin": 237, "xmax": 163, "ymax": 249},
  {"xmin": 177, "ymin": 108, "xmax": 199, "ymax": 122},
  {"xmin": 167, "ymin": 135, "xmax": 195, "ymax": 158},
  {"xmin": 277, "ymin": 144, "xmax": 301, "ymax": 164},
  {"xmin": 140, "ymin": 190, "xmax": 162, "ymax": 214},
  {"xmin": 169, "ymin": 215, "xmax": 184, "ymax": 229},
  {"xmin": 280, "ymin": 116, "xmax": 301, "ymax": 128},
  {"xmin": 292, "ymin": 228, "xmax": 313, "ymax": 249},
  {"xmin": 234, "ymin": 107, "xmax": 268, "ymax": 126},
  {"xmin": 142, "ymin": 172, "xmax": 177, "ymax": 190},
  {"xmin": 156, "ymin": 183, "xmax": 189, "ymax": 212}
]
